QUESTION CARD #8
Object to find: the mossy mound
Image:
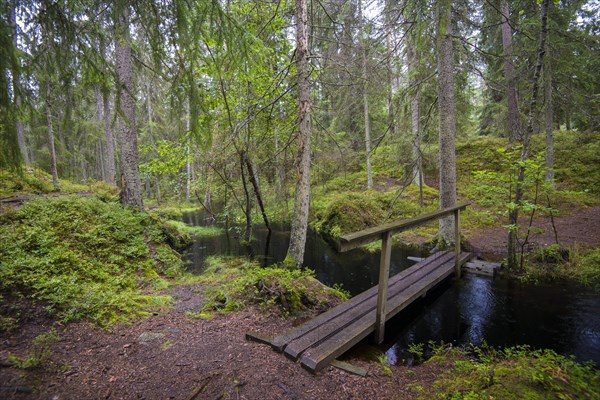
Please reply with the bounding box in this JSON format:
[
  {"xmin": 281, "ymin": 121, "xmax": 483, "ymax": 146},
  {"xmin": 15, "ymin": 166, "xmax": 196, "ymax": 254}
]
[
  {"xmin": 419, "ymin": 344, "xmax": 599, "ymax": 400},
  {"xmin": 190, "ymin": 257, "xmax": 348, "ymax": 317},
  {"xmin": 312, "ymin": 187, "xmax": 438, "ymax": 239},
  {"xmin": 0, "ymin": 167, "xmax": 88, "ymax": 196},
  {"xmin": 0, "ymin": 196, "xmax": 185, "ymax": 327}
]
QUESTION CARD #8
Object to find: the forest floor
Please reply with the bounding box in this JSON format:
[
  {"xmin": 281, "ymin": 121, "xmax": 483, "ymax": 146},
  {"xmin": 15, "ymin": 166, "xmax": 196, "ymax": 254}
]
[
  {"xmin": 2, "ymin": 205, "xmax": 600, "ymax": 399},
  {"xmin": 468, "ymin": 204, "xmax": 600, "ymax": 256}
]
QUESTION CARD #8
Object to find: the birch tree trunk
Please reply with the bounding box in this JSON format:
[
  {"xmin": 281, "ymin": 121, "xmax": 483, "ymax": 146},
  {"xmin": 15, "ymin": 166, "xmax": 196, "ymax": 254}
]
[
  {"xmin": 287, "ymin": 0, "xmax": 311, "ymax": 268},
  {"xmin": 501, "ymin": 0, "xmax": 521, "ymax": 142},
  {"xmin": 436, "ymin": 0, "xmax": 457, "ymax": 245},
  {"xmin": 507, "ymin": 0, "xmax": 550, "ymax": 269},
  {"xmin": 115, "ymin": 3, "xmax": 143, "ymax": 210}
]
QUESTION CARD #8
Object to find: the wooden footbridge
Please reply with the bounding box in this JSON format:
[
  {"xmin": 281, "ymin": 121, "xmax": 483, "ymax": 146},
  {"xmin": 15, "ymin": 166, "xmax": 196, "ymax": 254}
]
[{"xmin": 247, "ymin": 203, "xmax": 472, "ymax": 373}]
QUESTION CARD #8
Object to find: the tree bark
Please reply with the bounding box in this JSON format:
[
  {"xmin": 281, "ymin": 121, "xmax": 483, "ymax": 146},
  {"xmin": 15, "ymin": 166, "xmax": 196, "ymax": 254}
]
[
  {"xmin": 507, "ymin": 0, "xmax": 550, "ymax": 269},
  {"xmin": 359, "ymin": 0, "xmax": 372, "ymax": 189},
  {"xmin": 385, "ymin": 0, "xmax": 395, "ymax": 137},
  {"xmin": 115, "ymin": 3, "xmax": 143, "ymax": 210},
  {"xmin": 501, "ymin": 0, "xmax": 521, "ymax": 142},
  {"xmin": 240, "ymin": 152, "xmax": 253, "ymax": 243},
  {"xmin": 437, "ymin": 0, "xmax": 457, "ymax": 245},
  {"xmin": 9, "ymin": 0, "xmax": 28, "ymax": 166},
  {"xmin": 45, "ymin": 81, "xmax": 60, "ymax": 191},
  {"xmin": 103, "ymin": 90, "xmax": 116, "ymax": 185},
  {"xmin": 244, "ymin": 153, "xmax": 271, "ymax": 232},
  {"xmin": 287, "ymin": 0, "xmax": 311, "ymax": 268},
  {"xmin": 408, "ymin": 43, "xmax": 423, "ymax": 192},
  {"xmin": 544, "ymin": 42, "xmax": 554, "ymax": 183}
]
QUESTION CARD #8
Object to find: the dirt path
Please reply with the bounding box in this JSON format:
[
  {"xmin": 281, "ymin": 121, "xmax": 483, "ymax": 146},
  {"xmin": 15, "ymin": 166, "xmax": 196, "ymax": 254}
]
[
  {"xmin": 467, "ymin": 205, "xmax": 600, "ymax": 257},
  {"xmin": 1, "ymin": 288, "xmax": 445, "ymax": 400}
]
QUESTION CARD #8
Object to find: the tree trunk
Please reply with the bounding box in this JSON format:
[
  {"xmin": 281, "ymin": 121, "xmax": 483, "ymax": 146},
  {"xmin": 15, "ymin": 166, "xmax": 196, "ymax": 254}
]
[
  {"xmin": 244, "ymin": 153, "xmax": 271, "ymax": 232},
  {"xmin": 45, "ymin": 81, "xmax": 60, "ymax": 191},
  {"xmin": 115, "ymin": 3, "xmax": 143, "ymax": 210},
  {"xmin": 9, "ymin": 0, "xmax": 28, "ymax": 166},
  {"xmin": 103, "ymin": 90, "xmax": 116, "ymax": 185},
  {"xmin": 385, "ymin": 0, "xmax": 395, "ymax": 137},
  {"xmin": 507, "ymin": 0, "xmax": 550, "ymax": 269},
  {"xmin": 436, "ymin": 0, "xmax": 457, "ymax": 245},
  {"xmin": 408, "ymin": 43, "xmax": 423, "ymax": 192},
  {"xmin": 240, "ymin": 151, "xmax": 253, "ymax": 243},
  {"xmin": 359, "ymin": 0, "xmax": 372, "ymax": 190},
  {"xmin": 544, "ymin": 43, "xmax": 554, "ymax": 183},
  {"xmin": 287, "ymin": 0, "xmax": 311, "ymax": 268},
  {"xmin": 501, "ymin": 0, "xmax": 521, "ymax": 142}
]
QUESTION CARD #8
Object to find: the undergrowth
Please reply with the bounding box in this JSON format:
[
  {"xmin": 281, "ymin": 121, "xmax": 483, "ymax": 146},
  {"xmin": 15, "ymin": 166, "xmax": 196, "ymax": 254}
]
[
  {"xmin": 187, "ymin": 256, "xmax": 348, "ymax": 318},
  {"xmin": 0, "ymin": 196, "xmax": 185, "ymax": 327},
  {"xmin": 416, "ymin": 343, "xmax": 600, "ymax": 400},
  {"xmin": 163, "ymin": 219, "xmax": 224, "ymax": 237},
  {"xmin": 0, "ymin": 167, "xmax": 87, "ymax": 196},
  {"xmin": 521, "ymin": 246, "xmax": 600, "ymax": 287}
]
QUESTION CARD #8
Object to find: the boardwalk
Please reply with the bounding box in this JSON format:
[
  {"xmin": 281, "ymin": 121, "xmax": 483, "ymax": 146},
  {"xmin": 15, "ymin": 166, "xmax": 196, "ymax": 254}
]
[{"xmin": 269, "ymin": 251, "xmax": 472, "ymax": 372}]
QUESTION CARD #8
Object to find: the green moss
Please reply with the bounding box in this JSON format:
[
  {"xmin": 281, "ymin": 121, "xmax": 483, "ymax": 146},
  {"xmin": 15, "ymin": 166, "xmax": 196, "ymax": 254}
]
[
  {"xmin": 417, "ymin": 344, "xmax": 599, "ymax": 400},
  {"xmin": 0, "ymin": 196, "xmax": 184, "ymax": 326},
  {"xmin": 521, "ymin": 246, "xmax": 600, "ymax": 287},
  {"xmin": 312, "ymin": 189, "xmax": 435, "ymax": 239},
  {"xmin": 0, "ymin": 167, "xmax": 88, "ymax": 196},
  {"xmin": 163, "ymin": 219, "xmax": 224, "ymax": 237},
  {"xmin": 190, "ymin": 256, "xmax": 347, "ymax": 317},
  {"xmin": 147, "ymin": 205, "xmax": 202, "ymax": 221}
]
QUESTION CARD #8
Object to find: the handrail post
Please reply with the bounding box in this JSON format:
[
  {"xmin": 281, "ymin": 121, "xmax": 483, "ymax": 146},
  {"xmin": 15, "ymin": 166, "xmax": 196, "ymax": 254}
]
[
  {"xmin": 375, "ymin": 231, "xmax": 392, "ymax": 344},
  {"xmin": 454, "ymin": 208, "xmax": 461, "ymax": 278}
]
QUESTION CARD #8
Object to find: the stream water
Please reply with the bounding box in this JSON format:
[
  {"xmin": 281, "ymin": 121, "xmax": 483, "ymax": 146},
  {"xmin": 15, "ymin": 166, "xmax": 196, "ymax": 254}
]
[{"xmin": 182, "ymin": 212, "xmax": 600, "ymax": 365}]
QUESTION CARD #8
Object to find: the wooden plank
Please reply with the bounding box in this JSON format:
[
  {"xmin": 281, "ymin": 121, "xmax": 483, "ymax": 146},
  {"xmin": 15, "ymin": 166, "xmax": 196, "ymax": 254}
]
[
  {"xmin": 330, "ymin": 360, "xmax": 368, "ymax": 377},
  {"xmin": 283, "ymin": 253, "xmax": 456, "ymax": 360},
  {"xmin": 272, "ymin": 252, "xmax": 454, "ymax": 353},
  {"xmin": 245, "ymin": 331, "xmax": 273, "ymax": 346},
  {"xmin": 300, "ymin": 252, "xmax": 472, "ymax": 373},
  {"xmin": 375, "ymin": 231, "xmax": 392, "ymax": 344},
  {"xmin": 338, "ymin": 203, "xmax": 469, "ymax": 252},
  {"xmin": 385, "ymin": 252, "xmax": 472, "ymax": 321},
  {"xmin": 454, "ymin": 209, "xmax": 461, "ymax": 278},
  {"xmin": 301, "ymin": 311, "xmax": 376, "ymax": 373}
]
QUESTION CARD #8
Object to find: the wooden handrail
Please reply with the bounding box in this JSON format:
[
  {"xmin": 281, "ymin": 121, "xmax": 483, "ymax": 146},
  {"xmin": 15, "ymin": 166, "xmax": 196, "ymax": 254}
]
[
  {"xmin": 337, "ymin": 202, "xmax": 469, "ymax": 252},
  {"xmin": 335, "ymin": 202, "xmax": 470, "ymax": 344}
]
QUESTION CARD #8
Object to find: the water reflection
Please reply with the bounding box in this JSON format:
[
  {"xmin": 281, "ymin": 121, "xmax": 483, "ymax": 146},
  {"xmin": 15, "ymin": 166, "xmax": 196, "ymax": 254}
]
[
  {"xmin": 384, "ymin": 274, "xmax": 600, "ymax": 365},
  {"xmin": 181, "ymin": 211, "xmax": 600, "ymax": 365}
]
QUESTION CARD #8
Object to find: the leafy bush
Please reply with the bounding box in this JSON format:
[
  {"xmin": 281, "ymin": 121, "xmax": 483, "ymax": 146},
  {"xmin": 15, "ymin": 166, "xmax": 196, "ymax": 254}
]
[{"xmin": 0, "ymin": 196, "xmax": 184, "ymax": 326}]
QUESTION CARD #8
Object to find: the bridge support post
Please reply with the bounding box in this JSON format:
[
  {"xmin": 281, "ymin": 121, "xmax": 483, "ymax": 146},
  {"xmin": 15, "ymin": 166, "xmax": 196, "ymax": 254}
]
[
  {"xmin": 375, "ymin": 231, "xmax": 392, "ymax": 344},
  {"xmin": 454, "ymin": 209, "xmax": 461, "ymax": 278}
]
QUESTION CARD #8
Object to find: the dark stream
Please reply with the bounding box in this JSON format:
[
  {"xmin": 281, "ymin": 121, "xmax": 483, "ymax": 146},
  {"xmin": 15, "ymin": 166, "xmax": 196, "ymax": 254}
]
[{"xmin": 182, "ymin": 212, "xmax": 600, "ymax": 365}]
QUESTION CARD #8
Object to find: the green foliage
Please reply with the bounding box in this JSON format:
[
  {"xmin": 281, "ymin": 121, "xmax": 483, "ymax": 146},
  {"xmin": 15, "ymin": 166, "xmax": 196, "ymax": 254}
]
[
  {"xmin": 312, "ymin": 188, "xmax": 435, "ymax": 239},
  {"xmin": 6, "ymin": 328, "xmax": 60, "ymax": 369},
  {"xmin": 522, "ymin": 246, "xmax": 600, "ymax": 287},
  {"xmin": 191, "ymin": 256, "xmax": 347, "ymax": 317},
  {"xmin": 419, "ymin": 345, "xmax": 600, "ymax": 400},
  {"xmin": 163, "ymin": 219, "xmax": 224, "ymax": 237},
  {"xmin": 0, "ymin": 167, "xmax": 86, "ymax": 196},
  {"xmin": 147, "ymin": 205, "xmax": 201, "ymax": 220},
  {"xmin": 0, "ymin": 196, "xmax": 184, "ymax": 326},
  {"xmin": 408, "ymin": 342, "xmax": 425, "ymax": 363}
]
